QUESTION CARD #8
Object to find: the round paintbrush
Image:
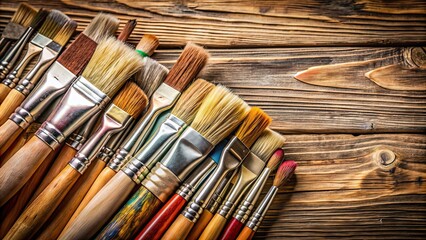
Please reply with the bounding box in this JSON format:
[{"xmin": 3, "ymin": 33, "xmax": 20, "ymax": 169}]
[
  {"xmin": 236, "ymin": 160, "xmax": 297, "ymax": 240},
  {"xmin": 117, "ymin": 19, "xmax": 137, "ymax": 42}
]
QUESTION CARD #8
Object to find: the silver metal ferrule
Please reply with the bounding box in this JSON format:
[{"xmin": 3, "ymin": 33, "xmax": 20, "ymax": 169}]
[
  {"xmin": 35, "ymin": 76, "xmax": 110, "ymax": 150},
  {"xmin": 66, "ymin": 114, "xmax": 100, "ymax": 151},
  {"xmin": 233, "ymin": 167, "xmax": 271, "ymax": 223},
  {"xmin": 141, "ymin": 162, "xmax": 181, "ymax": 203},
  {"xmin": 121, "ymin": 114, "xmax": 186, "ymax": 182},
  {"xmin": 182, "ymin": 137, "xmax": 249, "ymax": 222},
  {"xmin": 10, "ymin": 62, "xmax": 77, "ymax": 129},
  {"xmin": 113, "ymin": 83, "xmax": 180, "ymax": 168},
  {"xmin": 1, "ymin": 22, "xmax": 27, "ymax": 40},
  {"xmin": 217, "ymin": 151, "xmax": 266, "ymax": 219},
  {"xmin": 69, "ymin": 104, "xmax": 132, "ymax": 173},
  {"xmin": 246, "ymin": 186, "xmax": 278, "ymax": 231},
  {"xmin": 206, "ymin": 169, "xmax": 237, "ymax": 214},
  {"xmin": 102, "ymin": 121, "xmax": 135, "ymax": 166}
]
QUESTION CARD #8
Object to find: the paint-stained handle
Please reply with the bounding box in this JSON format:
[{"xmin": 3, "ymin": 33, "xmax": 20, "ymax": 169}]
[
  {"xmin": 4, "ymin": 164, "xmax": 80, "ymax": 240},
  {"xmin": 0, "ymin": 89, "xmax": 26, "ymax": 125},
  {"xmin": 0, "ymin": 136, "xmax": 52, "ymax": 206},
  {"xmin": 199, "ymin": 214, "xmax": 228, "ymax": 240},
  {"xmin": 0, "ymin": 84, "xmax": 11, "ymax": 103},
  {"xmin": 0, "ymin": 119, "xmax": 23, "ymax": 157},
  {"xmin": 187, "ymin": 209, "xmax": 214, "ymax": 240},
  {"xmin": 162, "ymin": 214, "xmax": 195, "ymax": 240},
  {"xmin": 236, "ymin": 226, "xmax": 255, "ymax": 240},
  {"xmin": 137, "ymin": 194, "xmax": 188, "ymax": 240},
  {"xmin": 220, "ymin": 217, "xmax": 245, "ymax": 240}
]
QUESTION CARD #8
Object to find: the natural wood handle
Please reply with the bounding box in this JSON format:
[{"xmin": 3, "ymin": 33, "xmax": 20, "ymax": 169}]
[
  {"xmin": 58, "ymin": 171, "xmax": 137, "ymax": 240},
  {"xmin": 0, "ymin": 136, "xmax": 52, "ymax": 206},
  {"xmin": 0, "ymin": 89, "xmax": 26, "ymax": 125},
  {"xmin": 187, "ymin": 209, "xmax": 214, "ymax": 240},
  {"xmin": 0, "ymin": 119, "xmax": 23, "ymax": 156},
  {"xmin": 4, "ymin": 164, "xmax": 80, "ymax": 240},
  {"xmin": 161, "ymin": 214, "xmax": 195, "ymax": 240},
  {"xmin": 0, "ymin": 84, "xmax": 11, "ymax": 103},
  {"xmin": 220, "ymin": 217, "xmax": 245, "ymax": 240},
  {"xmin": 199, "ymin": 214, "xmax": 228, "ymax": 240},
  {"xmin": 236, "ymin": 226, "xmax": 255, "ymax": 240}
]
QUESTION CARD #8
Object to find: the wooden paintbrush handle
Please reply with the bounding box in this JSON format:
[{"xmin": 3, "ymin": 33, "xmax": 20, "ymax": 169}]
[
  {"xmin": 4, "ymin": 164, "xmax": 80, "ymax": 240},
  {"xmin": 162, "ymin": 214, "xmax": 195, "ymax": 240},
  {"xmin": 0, "ymin": 136, "xmax": 52, "ymax": 206},
  {"xmin": 199, "ymin": 214, "xmax": 228, "ymax": 240},
  {"xmin": 0, "ymin": 119, "xmax": 23, "ymax": 155},
  {"xmin": 136, "ymin": 194, "xmax": 188, "ymax": 240},
  {"xmin": 187, "ymin": 209, "xmax": 214, "ymax": 240},
  {"xmin": 220, "ymin": 217, "xmax": 245, "ymax": 240},
  {"xmin": 0, "ymin": 84, "xmax": 11, "ymax": 103},
  {"xmin": 0, "ymin": 89, "xmax": 26, "ymax": 125},
  {"xmin": 236, "ymin": 226, "xmax": 255, "ymax": 240}
]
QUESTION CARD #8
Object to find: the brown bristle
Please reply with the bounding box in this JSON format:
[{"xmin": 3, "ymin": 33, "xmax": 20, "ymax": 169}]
[
  {"xmin": 57, "ymin": 33, "xmax": 98, "ymax": 75},
  {"xmin": 235, "ymin": 107, "xmax": 271, "ymax": 148},
  {"xmin": 83, "ymin": 13, "xmax": 119, "ymax": 43},
  {"xmin": 136, "ymin": 34, "xmax": 159, "ymax": 57},
  {"xmin": 163, "ymin": 42, "xmax": 209, "ymax": 91},
  {"xmin": 171, "ymin": 79, "xmax": 215, "ymax": 124},
  {"xmin": 118, "ymin": 19, "xmax": 137, "ymax": 42},
  {"xmin": 251, "ymin": 129, "xmax": 286, "ymax": 161},
  {"xmin": 273, "ymin": 160, "xmax": 297, "ymax": 187},
  {"xmin": 30, "ymin": 9, "xmax": 49, "ymax": 30},
  {"xmin": 191, "ymin": 85, "xmax": 249, "ymax": 145},
  {"xmin": 133, "ymin": 58, "xmax": 168, "ymax": 98},
  {"xmin": 267, "ymin": 148, "xmax": 284, "ymax": 170},
  {"xmin": 38, "ymin": 10, "xmax": 71, "ymax": 39},
  {"xmin": 112, "ymin": 82, "xmax": 148, "ymax": 118},
  {"xmin": 82, "ymin": 37, "xmax": 143, "ymax": 97},
  {"xmin": 10, "ymin": 3, "xmax": 37, "ymax": 27},
  {"xmin": 52, "ymin": 19, "xmax": 77, "ymax": 46}
]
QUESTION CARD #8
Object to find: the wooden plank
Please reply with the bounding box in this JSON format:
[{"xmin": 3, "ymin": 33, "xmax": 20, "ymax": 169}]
[
  {"xmin": 255, "ymin": 133, "xmax": 426, "ymax": 239},
  {"xmin": 0, "ymin": 0, "xmax": 425, "ymax": 47}
]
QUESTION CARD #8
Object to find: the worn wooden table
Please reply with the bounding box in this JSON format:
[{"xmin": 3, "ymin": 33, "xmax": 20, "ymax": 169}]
[{"xmin": 1, "ymin": 0, "xmax": 425, "ymax": 239}]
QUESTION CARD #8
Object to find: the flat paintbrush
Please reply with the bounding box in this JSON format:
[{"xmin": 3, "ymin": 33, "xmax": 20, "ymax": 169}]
[
  {"xmin": 236, "ymin": 160, "xmax": 297, "ymax": 240},
  {"xmin": 0, "ymin": 37, "xmax": 143, "ymax": 207},
  {"xmin": 117, "ymin": 19, "xmax": 137, "ymax": 42}
]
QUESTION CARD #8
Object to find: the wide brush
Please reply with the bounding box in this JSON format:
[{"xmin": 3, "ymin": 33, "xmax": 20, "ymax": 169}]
[
  {"xmin": 162, "ymin": 107, "xmax": 271, "ymax": 240},
  {"xmin": 236, "ymin": 160, "xmax": 297, "ymax": 240},
  {"xmin": 0, "ymin": 37, "xmax": 142, "ymax": 207}
]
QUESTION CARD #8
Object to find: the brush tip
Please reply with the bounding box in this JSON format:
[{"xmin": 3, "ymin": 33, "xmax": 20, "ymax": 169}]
[
  {"xmin": 30, "ymin": 9, "xmax": 49, "ymax": 29},
  {"xmin": 53, "ymin": 19, "xmax": 77, "ymax": 46},
  {"xmin": 136, "ymin": 34, "xmax": 159, "ymax": 57},
  {"xmin": 267, "ymin": 148, "xmax": 284, "ymax": 170},
  {"xmin": 235, "ymin": 107, "xmax": 272, "ymax": 148},
  {"xmin": 83, "ymin": 13, "xmax": 120, "ymax": 43},
  {"xmin": 117, "ymin": 19, "xmax": 137, "ymax": 42},
  {"xmin": 11, "ymin": 3, "xmax": 37, "ymax": 27},
  {"xmin": 133, "ymin": 57, "xmax": 168, "ymax": 98},
  {"xmin": 251, "ymin": 129, "xmax": 286, "ymax": 161},
  {"xmin": 113, "ymin": 82, "xmax": 148, "ymax": 118},
  {"xmin": 39, "ymin": 10, "xmax": 72, "ymax": 40},
  {"xmin": 273, "ymin": 160, "xmax": 297, "ymax": 187}
]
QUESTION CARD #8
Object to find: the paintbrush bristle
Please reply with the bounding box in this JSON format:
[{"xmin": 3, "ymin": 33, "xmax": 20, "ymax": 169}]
[
  {"xmin": 38, "ymin": 10, "xmax": 71, "ymax": 39},
  {"xmin": 171, "ymin": 79, "xmax": 215, "ymax": 124},
  {"xmin": 192, "ymin": 85, "xmax": 249, "ymax": 145},
  {"xmin": 83, "ymin": 13, "xmax": 119, "ymax": 43},
  {"xmin": 251, "ymin": 129, "xmax": 286, "ymax": 161},
  {"xmin": 163, "ymin": 42, "xmax": 209, "ymax": 92},
  {"xmin": 133, "ymin": 57, "xmax": 168, "ymax": 98},
  {"xmin": 267, "ymin": 148, "xmax": 284, "ymax": 170},
  {"xmin": 113, "ymin": 82, "xmax": 148, "ymax": 118},
  {"xmin": 10, "ymin": 3, "xmax": 37, "ymax": 27},
  {"xmin": 273, "ymin": 160, "xmax": 297, "ymax": 187},
  {"xmin": 235, "ymin": 107, "xmax": 271, "ymax": 148},
  {"xmin": 82, "ymin": 37, "xmax": 143, "ymax": 97},
  {"xmin": 29, "ymin": 9, "xmax": 49, "ymax": 30},
  {"xmin": 136, "ymin": 34, "xmax": 159, "ymax": 57},
  {"xmin": 118, "ymin": 19, "xmax": 137, "ymax": 42},
  {"xmin": 52, "ymin": 19, "xmax": 77, "ymax": 46}
]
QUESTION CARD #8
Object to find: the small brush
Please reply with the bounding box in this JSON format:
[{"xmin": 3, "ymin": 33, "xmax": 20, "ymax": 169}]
[
  {"xmin": 236, "ymin": 160, "xmax": 297, "ymax": 240},
  {"xmin": 0, "ymin": 37, "xmax": 143, "ymax": 207},
  {"xmin": 117, "ymin": 19, "xmax": 137, "ymax": 42}
]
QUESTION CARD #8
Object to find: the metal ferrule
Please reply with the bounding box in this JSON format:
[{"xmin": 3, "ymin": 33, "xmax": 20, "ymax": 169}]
[
  {"xmin": 176, "ymin": 158, "xmax": 216, "ymax": 201},
  {"xmin": 35, "ymin": 76, "xmax": 110, "ymax": 150},
  {"xmin": 9, "ymin": 62, "xmax": 77, "ymax": 129},
  {"xmin": 121, "ymin": 114, "xmax": 186, "ymax": 182},
  {"xmin": 1, "ymin": 22, "xmax": 27, "ymax": 40},
  {"xmin": 66, "ymin": 114, "xmax": 100, "ymax": 150},
  {"xmin": 141, "ymin": 162, "xmax": 181, "ymax": 203},
  {"xmin": 233, "ymin": 167, "xmax": 271, "ymax": 223},
  {"xmin": 246, "ymin": 186, "xmax": 278, "ymax": 231},
  {"xmin": 217, "ymin": 152, "xmax": 266, "ymax": 219},
  {"xmin": 102, "ymin": 121, "xmax": 135, "ymax": 165},
  {"xmin": 182, "ymin": 137, "xmax": 248, "ymax": 222},
  {"xmin": 69, "ymin": 104, "xmax": 132, "ymax": 173},
  {"xmin": 113, "ymin": 83, "xmax": 181, "ymax": 167},
  {"xmin": 14, "ymin": 41, "xmax": 61, "ymax": 95},
  {"xmin": 206, "ymin": 169, "xmax": 237, "ymax": 214}
]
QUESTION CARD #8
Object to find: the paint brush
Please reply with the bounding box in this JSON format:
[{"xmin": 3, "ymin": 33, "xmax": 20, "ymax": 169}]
[
  {"xmin": 0, "ymin": 3, "xmax": 37, "ymax": 57},
  {"xmin": 220, "ymin": 148, "xmax": 284, "ymax": 240},
  {"xmin": 117, "ymin": 19, "xmax": 137, "ymax": 42},
  {"xmin": 236, "ymin": 160, "xmax": 297, "ymax": 240},
  {"xmin": 60, "ymin": 85, "xmax": 249, "ymax": 240},
  {"xmin": 162, "ymin": 107, "xmax": 271, "ymax": 240},
  {"xmin": 0, "ymin": 37, "xmax": 143, "ymax": 207}
]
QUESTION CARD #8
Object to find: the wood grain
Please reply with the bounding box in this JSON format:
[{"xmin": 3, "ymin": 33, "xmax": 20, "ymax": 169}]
[
  {"xmin": 199, "ymin": 213, "xmax": 228, "ymax": 240},
  {"xmin": 162, "ymin": 214, "xmax": 196, "ymax": 240},
  {"xmin": 187, "ymin": 209, "xmax": 215, "ymax": 240},
  {"xmin": 0, "ymin": 89, "xmax": 26, "ymax": 125}
]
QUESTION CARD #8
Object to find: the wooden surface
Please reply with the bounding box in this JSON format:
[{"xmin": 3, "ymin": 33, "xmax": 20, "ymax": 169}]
[{"xmin": 1, "ymin": 0, "xmax": 425, "ymax": 239}]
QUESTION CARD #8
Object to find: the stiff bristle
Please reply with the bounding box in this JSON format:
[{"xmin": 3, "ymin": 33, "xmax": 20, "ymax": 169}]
[
  {"xmin": 273, "ymin": 160, "xmax": 297, "ymax": 187},
  {"xmin": 38, "ymin": 10, "xmax": 71, "ymax": 39},
  {"xmin": 10, "ymin": 3, "xmax": 37, "ymax": 27},
  {"xmin": 82, "ymin": 37, "xmax": 143, "ymax": 97},
  {"xmin": 52, "ymin": 19, "xmax": 77, "ymax": 46},
  {"xmin": 133, "ymin": 58, "xmax": 168, "ymax": 98},
  {"xmin": 171, "ymin": 79, "xmax": 215, "ymax": 124},
  {"xmin": 30, "ymin": 9, "xmax": 49, "ymax": 30},
  {"xmin": 113, "ymin": 82, "xmax": 148, "ymax": 118},
  {"xmin": 267, "ymin": 148, "xmax": 284, "ymax": 170},
  {"xmin": 191, "ymin": 85, "xmax": 249, "ymax": 145},
  {"xmin": 136, "ymin": 34, "xmax": 159, "ymax": 57},
  {"xmin": 118, "ymin": 19, "xmax": 137, "ymax": 42},
  {"xmin": 251, "ymin": 129, "xmax": 286, "ymax": 161},
  {"xmin": 163, "ymin": 42, "xmax": 209, "ymax": 91},
  {"xmin": 83, "ymin": 13, "xmax": 119, "ymax": 43},
  {"xmin": 235, "ymin": 107, "xmax": 271, "ymax": 148}
]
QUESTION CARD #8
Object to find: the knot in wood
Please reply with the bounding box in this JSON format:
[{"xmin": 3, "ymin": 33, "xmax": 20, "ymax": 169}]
[
  {"xmin": 374, "ymin": 149, "xmax": 396, "ymax": 169},
  {"xmin": 402, "ymin": 47, "xmax": 426, "ymax": 69}
]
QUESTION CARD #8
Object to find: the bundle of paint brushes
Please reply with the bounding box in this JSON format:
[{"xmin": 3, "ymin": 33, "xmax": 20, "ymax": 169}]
[{"xmin": 0, "ymin": 4, "xmax": 297, "ymax": 240}]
